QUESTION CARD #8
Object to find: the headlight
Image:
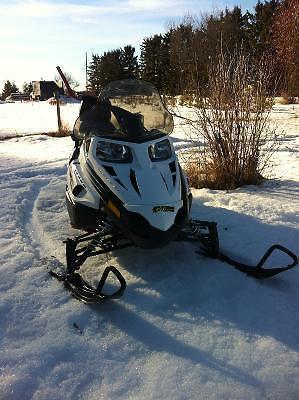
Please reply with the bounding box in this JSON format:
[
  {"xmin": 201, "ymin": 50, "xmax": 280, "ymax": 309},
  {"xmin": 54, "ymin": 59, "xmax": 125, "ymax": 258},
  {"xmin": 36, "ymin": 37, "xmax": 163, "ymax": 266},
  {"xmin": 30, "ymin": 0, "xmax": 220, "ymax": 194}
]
[
  {"xmin": 96, "ymin": 141, "xmax": 132, "ymax": 162},
  {"xmin": 148, "ymin": 139, "xmax": 172, "ymax": 161}
]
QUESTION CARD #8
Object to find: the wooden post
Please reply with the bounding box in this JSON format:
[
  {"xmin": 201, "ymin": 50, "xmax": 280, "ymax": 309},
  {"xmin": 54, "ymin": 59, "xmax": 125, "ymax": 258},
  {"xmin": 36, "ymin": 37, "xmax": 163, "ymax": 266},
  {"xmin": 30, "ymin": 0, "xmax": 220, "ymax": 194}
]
[
  {"xmin": 85, "ymin": 52, "xmax": 88, "ymax": 92},
  {"xmin": 55, "ymin": 91, "xmax": 62, "ymax": 135}
]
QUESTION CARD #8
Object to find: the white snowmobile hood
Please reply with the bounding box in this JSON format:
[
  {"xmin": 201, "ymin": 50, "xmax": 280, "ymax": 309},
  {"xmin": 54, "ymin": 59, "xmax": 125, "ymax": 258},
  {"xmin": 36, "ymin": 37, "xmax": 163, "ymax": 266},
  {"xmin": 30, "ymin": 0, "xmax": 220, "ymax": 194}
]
[{"xmin": 85, "ymin": 135, "xmax": 184, "ymax": 231}]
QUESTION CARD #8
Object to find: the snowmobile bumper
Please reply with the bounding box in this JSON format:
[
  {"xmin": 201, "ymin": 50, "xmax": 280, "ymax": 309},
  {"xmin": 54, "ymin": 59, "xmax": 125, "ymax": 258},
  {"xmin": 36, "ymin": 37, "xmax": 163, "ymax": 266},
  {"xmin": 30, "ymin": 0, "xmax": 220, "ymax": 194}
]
[
  {"xmin": 106, "ymin": 191, "xmax": 192, "ymax": 249},
  {"xmin": 121, "ymin": 205, "xmax": 189, "ymax": 248}
]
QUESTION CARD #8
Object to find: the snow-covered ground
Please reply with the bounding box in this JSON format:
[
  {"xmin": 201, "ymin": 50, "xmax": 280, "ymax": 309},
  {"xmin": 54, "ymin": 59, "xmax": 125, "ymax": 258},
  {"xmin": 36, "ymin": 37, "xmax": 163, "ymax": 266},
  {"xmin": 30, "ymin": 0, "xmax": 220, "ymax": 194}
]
[
  {"xmin": 0, "ymin": 102, "xmax": 298, "ymax": 400},
  {"xmin": 0, "ymin": 101, "xmax": 79, "ymax": 137}
]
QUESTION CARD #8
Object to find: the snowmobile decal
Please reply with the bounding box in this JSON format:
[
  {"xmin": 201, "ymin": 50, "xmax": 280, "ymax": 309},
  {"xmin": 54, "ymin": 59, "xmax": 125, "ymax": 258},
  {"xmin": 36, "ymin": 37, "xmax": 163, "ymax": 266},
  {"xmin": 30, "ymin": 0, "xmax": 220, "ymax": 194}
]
[{"xmin": 152, "ymin": 206, "xmax": 175, "ymax": 213}]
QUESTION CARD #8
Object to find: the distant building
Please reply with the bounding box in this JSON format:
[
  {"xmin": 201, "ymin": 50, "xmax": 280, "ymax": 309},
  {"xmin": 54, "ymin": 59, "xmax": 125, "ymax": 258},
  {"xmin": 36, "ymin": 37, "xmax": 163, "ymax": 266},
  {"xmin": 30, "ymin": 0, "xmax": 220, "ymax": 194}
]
[
  {"xmin": 32, "ymin": 81, "xmax": 64, "ymax": 101},
  {"xmin": 5, "ymin": 93, "xmax": 30, "ymax": 102}
]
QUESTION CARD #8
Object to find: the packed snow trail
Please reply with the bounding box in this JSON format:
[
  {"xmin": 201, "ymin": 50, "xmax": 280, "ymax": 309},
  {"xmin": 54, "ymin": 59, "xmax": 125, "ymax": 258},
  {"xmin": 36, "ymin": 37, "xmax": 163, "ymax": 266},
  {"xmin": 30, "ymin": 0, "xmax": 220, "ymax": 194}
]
[{"xmin": 0, "ymin": 105, "xmax": 299, "ymax": 399}]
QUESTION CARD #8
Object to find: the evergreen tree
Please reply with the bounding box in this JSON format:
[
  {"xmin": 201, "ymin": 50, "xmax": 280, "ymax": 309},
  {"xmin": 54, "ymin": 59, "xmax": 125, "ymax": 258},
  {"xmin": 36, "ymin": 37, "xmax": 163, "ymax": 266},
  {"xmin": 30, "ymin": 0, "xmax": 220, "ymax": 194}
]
[
  {"xmin": 87, "ymin": 0, "xmax": 284, "ymax": 97},
  {"xmin": 120, "ymin": 45, "xmax": 139, "ymax": 79},
  {"xmin": 1, "ymin": 81, "xmax": 19, "ymax": 100},
  {"xmin": 87, "ymin": 46, "xmax": 139, "ymax": 96},
  {"xmin": 190, "ymin": 27, "xmax": 209, "ymax": 94},
  {"xmin": 160, "ymin": 32, "xmax": 172, "ymax": 94},
  {"xmin": 169, "ymin": 23, "xmax": 194, "ymax": 94},
  {"xmin": 99, "ymin": 49, "xmax": 123, "ymax": 85},
  {"xmin": 203, "ymin": 7, "xmax": 248, "ymax": 59},
  {"xmin": 222, "ymin": 7, "xmax": 247, "ymax": 52},
  {"xmin": 249, "ymin": 0, "xmax": 280, "ymax": 58},
  {"xmin": 87, "ymin": 54, "xmax": 102, "ymax": 95},
  {"xmin": 250, "ymin": 0, "xmax": 281, "ymax": 93},
  {"xmin": 140, "ymin": 34, "xmax": 169, "ymax": 93},
  {"xmin": 23, "ymin": 82, "xmax": 33, "ymax": 96}
]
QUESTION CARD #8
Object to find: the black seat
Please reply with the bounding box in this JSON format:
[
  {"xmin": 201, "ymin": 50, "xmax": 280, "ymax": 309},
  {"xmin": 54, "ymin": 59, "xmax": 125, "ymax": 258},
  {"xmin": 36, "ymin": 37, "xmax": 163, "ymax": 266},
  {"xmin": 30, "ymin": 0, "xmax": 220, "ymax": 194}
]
[{"xmin": 76, "ymin": 100, "xmax": 116, "ymax": 136}]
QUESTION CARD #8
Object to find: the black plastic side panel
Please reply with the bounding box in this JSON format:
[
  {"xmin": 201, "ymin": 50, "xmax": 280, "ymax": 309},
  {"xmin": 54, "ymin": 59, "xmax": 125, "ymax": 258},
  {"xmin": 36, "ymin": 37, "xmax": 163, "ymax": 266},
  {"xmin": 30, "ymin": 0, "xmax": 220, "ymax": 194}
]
[{"xmin": 66, "ymin": 194, "xmax": 99, "ymax": 231}]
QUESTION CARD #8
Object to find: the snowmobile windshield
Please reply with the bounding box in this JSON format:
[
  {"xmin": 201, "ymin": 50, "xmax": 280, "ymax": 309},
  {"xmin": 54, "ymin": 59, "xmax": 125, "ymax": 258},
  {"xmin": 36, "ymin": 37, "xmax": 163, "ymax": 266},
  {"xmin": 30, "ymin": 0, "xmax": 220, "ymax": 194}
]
[{"xmin": 99, "ymin": 79, "xmax": 174, "ymax": 135}]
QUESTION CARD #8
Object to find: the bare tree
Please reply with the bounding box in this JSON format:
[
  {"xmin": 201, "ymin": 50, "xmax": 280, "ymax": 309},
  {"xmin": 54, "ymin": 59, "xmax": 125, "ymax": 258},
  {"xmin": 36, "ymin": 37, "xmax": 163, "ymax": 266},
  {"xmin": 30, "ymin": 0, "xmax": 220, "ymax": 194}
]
[{"xmin": 55, "ymin": 71, "xmax": 79, "ymax": 91}]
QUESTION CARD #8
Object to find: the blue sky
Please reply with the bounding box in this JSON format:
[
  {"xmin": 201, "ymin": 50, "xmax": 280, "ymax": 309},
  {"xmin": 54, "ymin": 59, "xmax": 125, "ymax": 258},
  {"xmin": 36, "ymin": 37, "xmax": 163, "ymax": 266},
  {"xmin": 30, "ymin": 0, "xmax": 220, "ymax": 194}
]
[{"xmin": 0, "ymin": 0, "xmax": 257, "ymax": 91}]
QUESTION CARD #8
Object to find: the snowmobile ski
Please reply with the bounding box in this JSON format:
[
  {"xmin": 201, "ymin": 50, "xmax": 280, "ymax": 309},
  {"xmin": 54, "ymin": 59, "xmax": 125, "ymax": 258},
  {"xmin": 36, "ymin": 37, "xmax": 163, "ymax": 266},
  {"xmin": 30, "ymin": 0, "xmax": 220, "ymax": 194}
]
[
  {"xmin": 49, "ymin": 265, "xmax": 126, "ymax": 304},
  {"xmin": 179, "ymin": 220, "xmax": 298, "ymax": 279}
]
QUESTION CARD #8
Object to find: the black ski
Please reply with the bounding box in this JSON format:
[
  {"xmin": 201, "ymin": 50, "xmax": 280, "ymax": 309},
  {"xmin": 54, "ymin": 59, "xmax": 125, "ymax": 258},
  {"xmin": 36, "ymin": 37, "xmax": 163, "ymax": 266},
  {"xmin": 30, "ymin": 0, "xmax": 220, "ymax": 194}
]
[
  {"xmin": 49, "ymin": 265, "xmax": 126, "ymax": 304},
  {"xmin": 182, "ymin": 220, "xmax": 298, "ymax": 279}
]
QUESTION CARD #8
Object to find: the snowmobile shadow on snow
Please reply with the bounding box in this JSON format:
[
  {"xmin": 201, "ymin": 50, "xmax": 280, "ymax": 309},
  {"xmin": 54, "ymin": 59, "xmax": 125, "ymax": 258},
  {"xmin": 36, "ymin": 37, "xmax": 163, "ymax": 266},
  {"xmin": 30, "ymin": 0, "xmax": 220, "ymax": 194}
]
[
  {"xmin": 88, "ymin": 301, "xmax": 262, "ymax": 389},
  {"xmin": 37, "ymin": 177, "xmax": 298, "ymax": 355}
]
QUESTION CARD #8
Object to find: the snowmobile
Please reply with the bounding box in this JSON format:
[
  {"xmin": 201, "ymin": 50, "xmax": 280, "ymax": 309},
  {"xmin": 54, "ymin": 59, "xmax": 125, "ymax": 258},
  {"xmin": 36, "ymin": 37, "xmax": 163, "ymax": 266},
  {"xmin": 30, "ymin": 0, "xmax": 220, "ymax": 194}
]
[{"xmin": 49, "ymin": 67, "xmax": 298, "ymax": 304}]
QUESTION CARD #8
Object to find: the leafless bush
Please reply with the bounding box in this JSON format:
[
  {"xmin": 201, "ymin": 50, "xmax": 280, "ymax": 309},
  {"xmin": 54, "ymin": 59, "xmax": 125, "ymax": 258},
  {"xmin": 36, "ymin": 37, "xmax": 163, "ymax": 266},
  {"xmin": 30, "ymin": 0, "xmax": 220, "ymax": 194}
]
[{"xmin": 183, "ymin": 51, "xmax": 280, "ymax": 189}]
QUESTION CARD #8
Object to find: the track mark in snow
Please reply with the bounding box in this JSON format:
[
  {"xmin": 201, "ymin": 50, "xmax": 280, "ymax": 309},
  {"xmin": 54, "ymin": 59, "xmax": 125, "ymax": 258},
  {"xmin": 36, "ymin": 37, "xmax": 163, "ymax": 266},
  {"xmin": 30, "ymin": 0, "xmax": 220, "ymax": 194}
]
[
  {"xmin": 15, "ymin": 179, "xmax": 51, "ymax": 259},
  {"xmin": 0, "ymin": 157, "xmax": 68, "ymax": 270},
  {"xmin": 30, "ymin": 177, "xmax": 77, "ymax": 261},
  {"xmin": 0, "ymin": 163, "xmax": 67, "ymax": 184}
]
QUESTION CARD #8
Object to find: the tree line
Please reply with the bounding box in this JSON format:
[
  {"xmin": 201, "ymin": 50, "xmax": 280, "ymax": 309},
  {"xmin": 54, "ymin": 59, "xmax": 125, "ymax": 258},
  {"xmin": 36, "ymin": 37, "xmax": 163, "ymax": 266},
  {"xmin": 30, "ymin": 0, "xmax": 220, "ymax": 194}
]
[
  {"xmin": 87, "ymin": 0, "xmax": 298, "ymax": 97},
  {"xmin": 1, "ymin": 0, "xmax": 297, "ymax": 101},
  {"xmin": 0, "ymin": 81, "xmax": 32, "ymax": 100}
]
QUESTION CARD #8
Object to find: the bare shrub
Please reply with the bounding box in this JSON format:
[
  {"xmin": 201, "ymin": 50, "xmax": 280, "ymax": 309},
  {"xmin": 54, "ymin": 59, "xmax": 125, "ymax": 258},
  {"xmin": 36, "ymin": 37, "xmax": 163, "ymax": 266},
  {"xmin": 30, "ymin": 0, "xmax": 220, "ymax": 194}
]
[{"xmin": 183, "ymin": 51, "xmax": 279, "ymax": 189}]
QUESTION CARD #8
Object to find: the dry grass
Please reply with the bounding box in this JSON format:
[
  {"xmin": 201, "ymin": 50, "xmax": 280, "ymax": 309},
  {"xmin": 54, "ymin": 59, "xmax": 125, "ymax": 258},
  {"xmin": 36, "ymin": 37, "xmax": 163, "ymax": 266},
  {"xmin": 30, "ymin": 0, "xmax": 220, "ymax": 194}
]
[
  {"xmin": 47, "ymin": 121, "xmax": 71, "ymax": 137},
  {"xmin": 184, "ymin": 153, "xmax": 265, "ymax": 189},
  {"xmin": 0, "ymin": 131, "xmax": 71, "ymax": 141},
  {"xmin": 275, "ymin": 95, "xmax": 299, "ymax": 105},
  {"xmin": 179, "ymin": 93, "xmax": 195, "ymax": 107},
  {"xmin": 275, "ymin": 96, "xmax": 290, "ymax": 105},
  {"xmin": 0, "ymin": 121, "xmax": 71, "ymax": 141},
  {"xmin": 48, "ymin": 98, "xmax": 66, "ymax": 106}
]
